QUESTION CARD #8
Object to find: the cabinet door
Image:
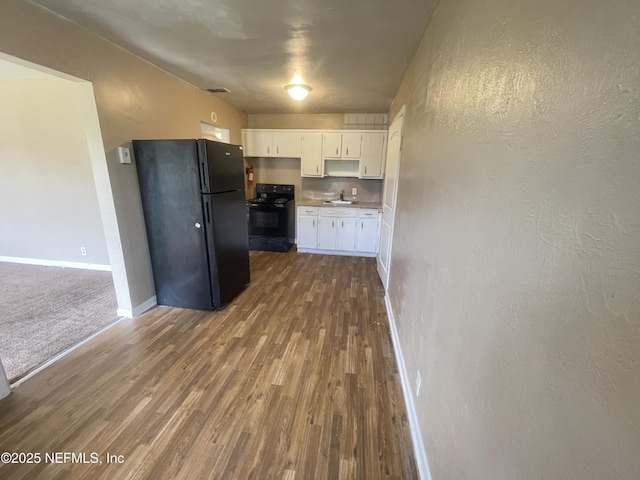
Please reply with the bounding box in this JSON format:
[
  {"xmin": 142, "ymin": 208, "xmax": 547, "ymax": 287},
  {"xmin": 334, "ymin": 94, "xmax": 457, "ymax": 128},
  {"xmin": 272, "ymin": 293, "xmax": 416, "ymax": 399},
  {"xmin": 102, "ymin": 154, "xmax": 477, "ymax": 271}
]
[
  {"xmin": 323, "ymin": 133, "xmax": 342, "ymax": 158},
  {"xmin": 301, "ymin": 133, "xmax": 324, "ymax": 177},
  {"xmin": 297, "ymin": 215, "xmax": 318, "ymax": 249},
  {"xmin": 359, "ymin": 132, "xmax": 386, "ymax": 178},
  {"xmin": 273, "ymin": 131, "xmax": 302, "ymax": 157},
  {"xmin": 336, "ymin": 217, "xmax": 357, "ymax": 251},
  {"xmin": 245, "ymin": 131, "xmax": 273, "ymax": 157},
  {"xmin": 356, "ymin": 218, "xmax": 379, "ymax": 253},
  {"xmin": 317, "ymin": 217, "xmax": 337, "ymax": 250},
  {"xmin": 342, "ymin": 132, "xmax": 362, "ymax": 158}
]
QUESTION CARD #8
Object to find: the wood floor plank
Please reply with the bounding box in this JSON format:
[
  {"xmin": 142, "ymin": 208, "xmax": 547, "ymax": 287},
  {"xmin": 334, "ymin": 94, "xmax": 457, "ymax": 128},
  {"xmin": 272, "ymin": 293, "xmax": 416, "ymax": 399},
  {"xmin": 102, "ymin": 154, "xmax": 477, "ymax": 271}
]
[{"xmin": 0, "ymin": 250, "xmax": 418, "ymax": 479}]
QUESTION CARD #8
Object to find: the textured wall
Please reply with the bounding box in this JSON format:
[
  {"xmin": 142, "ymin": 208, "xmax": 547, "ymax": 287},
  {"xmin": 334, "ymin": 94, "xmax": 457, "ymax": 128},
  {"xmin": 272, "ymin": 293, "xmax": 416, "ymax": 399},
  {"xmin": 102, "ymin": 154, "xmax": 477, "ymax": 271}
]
[
  {"xmin": 0, "ymin": 78, "xmax": 109, "ymax": 265},
  {"xmin": 388, "ymin": 0, "xmax": 640, "ymax": 478},
  {"xmin": 0, "ymin": 0, "xmax": 247, "ymax": 310}
]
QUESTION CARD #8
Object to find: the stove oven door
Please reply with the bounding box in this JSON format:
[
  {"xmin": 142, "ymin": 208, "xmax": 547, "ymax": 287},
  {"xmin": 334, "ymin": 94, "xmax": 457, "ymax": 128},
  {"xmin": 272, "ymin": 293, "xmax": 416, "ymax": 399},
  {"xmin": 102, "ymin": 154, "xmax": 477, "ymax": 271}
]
[{"xmin": 247, "ymin": 202, "xmax": 289, "ymax": 238}]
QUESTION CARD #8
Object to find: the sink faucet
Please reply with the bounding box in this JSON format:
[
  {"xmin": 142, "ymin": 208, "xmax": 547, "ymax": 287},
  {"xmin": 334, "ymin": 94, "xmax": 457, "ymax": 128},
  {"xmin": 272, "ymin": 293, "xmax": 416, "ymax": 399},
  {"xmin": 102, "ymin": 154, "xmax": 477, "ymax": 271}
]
[{"xmin": 340, "ymin": 190, "xmax": 344, "ymax": 201}]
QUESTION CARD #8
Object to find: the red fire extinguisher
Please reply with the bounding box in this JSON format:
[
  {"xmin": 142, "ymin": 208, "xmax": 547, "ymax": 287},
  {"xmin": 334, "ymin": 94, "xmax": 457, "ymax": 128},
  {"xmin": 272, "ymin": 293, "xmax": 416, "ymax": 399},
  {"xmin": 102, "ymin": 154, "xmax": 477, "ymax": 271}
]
[{"xmin": 246, "ymin": 165, "xmax": 254, "ymax": 186}]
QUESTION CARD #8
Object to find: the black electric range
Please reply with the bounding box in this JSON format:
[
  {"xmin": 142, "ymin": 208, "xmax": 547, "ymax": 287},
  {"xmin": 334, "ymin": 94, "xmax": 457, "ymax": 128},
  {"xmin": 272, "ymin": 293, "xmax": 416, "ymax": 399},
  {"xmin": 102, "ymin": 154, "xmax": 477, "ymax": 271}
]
[{"xmin": 246, "ymin": 184, "xmax": 295, "ymax": 252}]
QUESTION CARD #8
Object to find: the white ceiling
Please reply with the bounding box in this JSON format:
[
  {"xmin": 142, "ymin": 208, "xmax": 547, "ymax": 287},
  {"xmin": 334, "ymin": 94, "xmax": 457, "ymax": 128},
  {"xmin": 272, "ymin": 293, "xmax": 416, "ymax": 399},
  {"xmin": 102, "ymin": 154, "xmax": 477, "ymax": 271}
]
[{"xmin": 28, "ymin": 0, "xmax": 438, "ymax": 114}]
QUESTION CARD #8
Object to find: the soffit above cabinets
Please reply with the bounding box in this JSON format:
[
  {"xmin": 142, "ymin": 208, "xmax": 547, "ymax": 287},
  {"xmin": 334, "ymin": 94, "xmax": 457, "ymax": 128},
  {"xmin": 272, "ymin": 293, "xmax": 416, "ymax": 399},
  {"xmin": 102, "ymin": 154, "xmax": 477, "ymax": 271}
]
[{"xmin": 28, "ymin": 0, "xmax": 438, "ymax": 113}]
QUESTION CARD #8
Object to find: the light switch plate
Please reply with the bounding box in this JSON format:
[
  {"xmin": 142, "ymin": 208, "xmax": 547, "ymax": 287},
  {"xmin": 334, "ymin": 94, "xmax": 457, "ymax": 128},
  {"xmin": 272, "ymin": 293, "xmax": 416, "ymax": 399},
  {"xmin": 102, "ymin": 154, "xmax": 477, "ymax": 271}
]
[
  {"xmin": 352, "ymin": 187, "xmax": 357, "ymax": 195},
  {"xmin": 118, "ymin": 146, "xmax": 132, "ymax": 164}
]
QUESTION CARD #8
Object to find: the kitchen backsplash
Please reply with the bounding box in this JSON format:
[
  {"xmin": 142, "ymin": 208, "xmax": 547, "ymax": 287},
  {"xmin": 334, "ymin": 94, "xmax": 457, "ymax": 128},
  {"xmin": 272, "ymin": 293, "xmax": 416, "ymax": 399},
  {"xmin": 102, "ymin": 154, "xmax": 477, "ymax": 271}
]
[{"xmin": 301, "ymin": 177, "xmax": 382, "ymax": 203}]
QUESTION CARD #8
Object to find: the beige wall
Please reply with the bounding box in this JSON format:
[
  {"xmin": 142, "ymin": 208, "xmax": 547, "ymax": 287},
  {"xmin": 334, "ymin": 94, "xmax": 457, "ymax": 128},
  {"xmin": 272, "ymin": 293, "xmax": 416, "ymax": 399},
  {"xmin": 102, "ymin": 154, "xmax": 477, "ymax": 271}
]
[
  {"xmin": 0, "ymin": 78, "xmax": 109, "ymax": 265},
  {"xmin": 250, "ymin": 157, "xmax": 302, "ymax": 201},
  {"xmin": 0, "ymin": 0, "xmax": 247, "ymax": 311},
  {"xmin": 388, "ymin": 0, "xmax": 640, "ymax": 478},
  {"xmin": 248, "ymin": 114, "xmax": 345, "ymax": 130}
]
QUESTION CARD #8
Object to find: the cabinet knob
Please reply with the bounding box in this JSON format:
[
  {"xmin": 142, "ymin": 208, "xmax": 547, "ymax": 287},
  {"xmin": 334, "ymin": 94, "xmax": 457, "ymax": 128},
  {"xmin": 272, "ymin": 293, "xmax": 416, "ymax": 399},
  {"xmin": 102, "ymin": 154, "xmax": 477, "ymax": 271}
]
[
  {"xmin": 336, "ymin": 147, "xmax": 339, "ymax": 155},
  {"xmin": 316, "ymin": 165, "xmax": 319, "ymax": 173},
  {"xmin": 365, "ymin": 166, "xmax": 367, "ymax": 174},
  {"xmin": 346, "ymin": 147, "xmax": 349, "ymax": 155}
]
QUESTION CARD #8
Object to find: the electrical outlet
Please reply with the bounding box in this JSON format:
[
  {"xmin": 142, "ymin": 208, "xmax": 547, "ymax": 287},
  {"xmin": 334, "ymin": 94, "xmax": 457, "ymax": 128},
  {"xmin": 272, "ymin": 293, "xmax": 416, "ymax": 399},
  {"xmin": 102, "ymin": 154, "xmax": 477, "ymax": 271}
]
[
  {"xmin": 415, "ymin": 371, "xmax": 422, "ymax": 397},
  {"xmin": 80, "ymin": 247, "xmax": 87, "ymax": 256},
  {"xmin": 352, "ymin": 187, "xmax": 357, "ymax": 195}
]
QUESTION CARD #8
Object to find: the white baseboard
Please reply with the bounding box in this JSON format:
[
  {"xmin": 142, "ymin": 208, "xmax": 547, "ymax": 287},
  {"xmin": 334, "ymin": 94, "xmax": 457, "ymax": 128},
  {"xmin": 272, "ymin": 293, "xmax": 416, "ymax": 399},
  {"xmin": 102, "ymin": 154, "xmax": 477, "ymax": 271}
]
[
  {"xmin": 117, "ymin": 295, "xmax": 157, "ymax": 318},
  {"xmin": 295, "ymin": 247, "xmax": 377, "ymax": 258},
  {"xmin": 0, "ymin": 256, "xmax": 111, "ymax": 272},
  {"xmin": 384, "ymin": 293, "xmax": 432, "ymax": 480}
]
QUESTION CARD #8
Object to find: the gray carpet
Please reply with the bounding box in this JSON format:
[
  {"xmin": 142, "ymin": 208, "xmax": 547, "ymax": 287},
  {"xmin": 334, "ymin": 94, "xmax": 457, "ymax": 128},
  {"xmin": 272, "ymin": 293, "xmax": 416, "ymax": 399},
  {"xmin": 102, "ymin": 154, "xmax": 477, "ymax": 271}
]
[{"xmin": 0, "ymin": 262, "xmax": 119, "ymax": 382}]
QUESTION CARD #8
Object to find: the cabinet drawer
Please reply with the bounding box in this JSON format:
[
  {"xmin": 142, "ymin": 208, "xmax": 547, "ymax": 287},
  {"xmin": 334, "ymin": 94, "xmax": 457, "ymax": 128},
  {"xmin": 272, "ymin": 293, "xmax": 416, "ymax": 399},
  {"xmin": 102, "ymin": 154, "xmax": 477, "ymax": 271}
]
[
  {"xmin": 357, "ymin": 209, "xmax": 380, "ymax": 218},
  {"xmin": 319, "ymin": 208, "xmax": 356, "ymax": 217},
  {"xmin": 297, "ymin": 206, "xmax": 319, "ymax": 216}
]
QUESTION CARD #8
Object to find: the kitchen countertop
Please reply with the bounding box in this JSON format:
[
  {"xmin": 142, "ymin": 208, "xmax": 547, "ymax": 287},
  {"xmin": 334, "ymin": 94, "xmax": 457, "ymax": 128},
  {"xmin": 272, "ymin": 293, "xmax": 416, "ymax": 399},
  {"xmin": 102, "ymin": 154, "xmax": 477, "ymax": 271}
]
[{"xmin": 297, "ymin": 199, "xmax": 382, "ymax": 210}]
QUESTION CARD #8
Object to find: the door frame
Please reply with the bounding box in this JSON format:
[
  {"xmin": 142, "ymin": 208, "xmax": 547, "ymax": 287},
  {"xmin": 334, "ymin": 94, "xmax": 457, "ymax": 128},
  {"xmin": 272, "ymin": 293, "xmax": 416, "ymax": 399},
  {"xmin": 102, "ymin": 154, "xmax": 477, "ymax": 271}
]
[{"xmin": 377, "ymin": 105, "xmax": 405, "ymax": 290}]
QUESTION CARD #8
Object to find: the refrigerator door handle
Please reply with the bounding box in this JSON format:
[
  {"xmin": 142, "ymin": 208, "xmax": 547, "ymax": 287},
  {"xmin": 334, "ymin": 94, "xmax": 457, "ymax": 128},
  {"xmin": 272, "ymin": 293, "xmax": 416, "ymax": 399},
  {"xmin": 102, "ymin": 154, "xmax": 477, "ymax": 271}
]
[{"xmin": 205, "ymin": 201, "xmax": 211, "ymax": 224}]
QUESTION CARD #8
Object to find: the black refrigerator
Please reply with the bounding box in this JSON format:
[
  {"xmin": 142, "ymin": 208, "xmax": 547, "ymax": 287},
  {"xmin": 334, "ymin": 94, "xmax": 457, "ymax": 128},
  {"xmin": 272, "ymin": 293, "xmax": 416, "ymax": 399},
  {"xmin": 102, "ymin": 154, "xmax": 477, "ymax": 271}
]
[{"xmin": 132, "ymin": 139, "xmax": 250, "ymax": 311}]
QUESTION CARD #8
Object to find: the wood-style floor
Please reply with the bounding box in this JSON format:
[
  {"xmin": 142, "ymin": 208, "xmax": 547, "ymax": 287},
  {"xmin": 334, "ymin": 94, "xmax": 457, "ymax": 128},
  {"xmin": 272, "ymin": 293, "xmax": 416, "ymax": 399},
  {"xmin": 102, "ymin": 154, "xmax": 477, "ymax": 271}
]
[{"xmin": 0, "ymin": 250, "xmax": 417, "ymax": 479}]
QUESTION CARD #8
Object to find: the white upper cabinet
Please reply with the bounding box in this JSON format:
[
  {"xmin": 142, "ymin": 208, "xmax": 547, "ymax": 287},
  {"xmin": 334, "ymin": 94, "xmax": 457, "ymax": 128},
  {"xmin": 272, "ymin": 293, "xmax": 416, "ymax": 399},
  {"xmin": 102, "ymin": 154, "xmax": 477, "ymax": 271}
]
[
  {"xmin": 273, "ymin": 131, "xmax": 302, "ymax": 157},
  {"xmin": 242, "ymin": 129, "xmax": 386, "ymax": 178},
  {"xmin": 359, "ymin": 132, "xmax": 386, "ymax": 178},
  {"xmin": 322, "ymin": 133, "xmax": 342, "ymax": 158},
  {"xmin": 244, "ymin": 131, "xmax": 273, "ymax": 157},
  {"xmin": 322, "ymin": 132, "xmax": 362, "ymax": 159},
  {"xmin": 301, "ymin": 132, "xmax": 324, "ymax": 177},
  {"xmin": 243, "ymin": 130, "xmax": 301, "ymax": 158},
  {"xmin": 341, "ymin": 133, "xmax": 362, "ymax": 158}
]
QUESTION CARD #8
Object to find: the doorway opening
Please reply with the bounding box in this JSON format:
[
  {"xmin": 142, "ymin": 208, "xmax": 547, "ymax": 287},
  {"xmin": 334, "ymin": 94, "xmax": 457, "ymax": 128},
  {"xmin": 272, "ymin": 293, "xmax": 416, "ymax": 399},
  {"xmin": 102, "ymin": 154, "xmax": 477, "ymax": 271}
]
[{"xmin": 0, "ymin": 52, "xmax": 127, "ymax": 384}]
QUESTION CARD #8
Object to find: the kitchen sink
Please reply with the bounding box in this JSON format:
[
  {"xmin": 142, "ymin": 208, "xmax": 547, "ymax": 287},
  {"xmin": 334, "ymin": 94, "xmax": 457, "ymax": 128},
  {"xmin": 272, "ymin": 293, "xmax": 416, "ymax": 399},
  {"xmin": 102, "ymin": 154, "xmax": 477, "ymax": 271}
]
[{"xmin": 323, "ymin": 200, "xmax": 357, "ymax": 205}]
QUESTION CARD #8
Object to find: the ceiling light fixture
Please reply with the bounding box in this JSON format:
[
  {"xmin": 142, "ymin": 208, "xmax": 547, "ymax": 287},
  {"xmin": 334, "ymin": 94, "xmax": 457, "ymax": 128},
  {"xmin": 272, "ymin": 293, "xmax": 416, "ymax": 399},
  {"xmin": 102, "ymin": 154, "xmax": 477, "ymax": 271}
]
[{"xmin": 285, "ymin": 83, "xmax": 311, "ymax": 101}]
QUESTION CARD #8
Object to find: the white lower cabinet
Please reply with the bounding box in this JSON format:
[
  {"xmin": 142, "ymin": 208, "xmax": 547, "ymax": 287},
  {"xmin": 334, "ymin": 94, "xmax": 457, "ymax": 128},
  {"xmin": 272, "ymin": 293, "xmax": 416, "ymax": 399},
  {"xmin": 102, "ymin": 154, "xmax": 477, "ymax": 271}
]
[
  {"xmin": 297, "ymin": 206, "xmax": 319, "ymax": 249},
  {"xmin": 356, "ymin": 219, "xmax": 379, "ymax": 253},
  {"xmin": 337, "ymin": 217, "xmax": 357, "ymax": 251},
  {"xmin": 297, "ymin": 206, "xmax": 379, "ymax": 257},
  {"xmin": 317, "ymin": 216, "xmax": 337, "ymax": 250}
]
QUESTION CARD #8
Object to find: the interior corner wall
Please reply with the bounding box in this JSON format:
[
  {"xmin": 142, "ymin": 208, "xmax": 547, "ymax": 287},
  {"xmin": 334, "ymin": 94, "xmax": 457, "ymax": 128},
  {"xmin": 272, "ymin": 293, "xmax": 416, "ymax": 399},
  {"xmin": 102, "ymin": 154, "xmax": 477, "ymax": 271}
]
[
  {"xmin": 388, "ymin": 0, "xmax": 640, "ymax": 478},
  {"xmin": 0, "ymin": 78, "xmax": 109, "ymax": 265},
  {"xmin": 0, "ymin": 0, "xmax": 248, "ymax": 311}
]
